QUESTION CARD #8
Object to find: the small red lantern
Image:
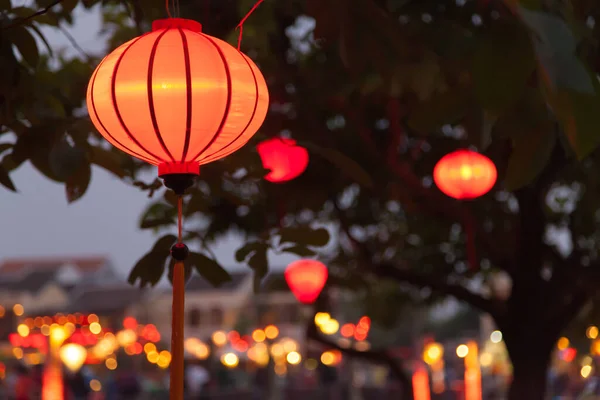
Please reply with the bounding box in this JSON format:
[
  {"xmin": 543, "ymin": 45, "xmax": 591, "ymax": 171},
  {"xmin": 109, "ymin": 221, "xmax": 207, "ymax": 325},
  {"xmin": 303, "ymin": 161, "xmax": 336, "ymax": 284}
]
[
  {"xmin": 284, "ymin": 259, "xmax": 328, "ymax": 304},
  {"xmin": 256, "ymin": 138, "xmax": 308, "ymax": 183},
  {"xmin": 433, "ymin": 149, "xmax": 497, "ymax": 200}
]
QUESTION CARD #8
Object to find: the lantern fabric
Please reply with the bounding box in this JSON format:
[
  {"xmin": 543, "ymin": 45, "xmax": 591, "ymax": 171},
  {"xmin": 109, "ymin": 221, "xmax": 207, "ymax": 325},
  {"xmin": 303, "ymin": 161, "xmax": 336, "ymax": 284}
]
[
  {"xmin": 86, "ymin": 18, "xmax": 269, "ymax": 176},
  {"xmin": 256, "ymin": 138, "xmax": 309, "ymax": 182},
  {"xmin": 433, "ymin": 149, "xmax": 497, "ymax": 200},
  {"xmin": 285, "ymin": 259, "xmax": 328, "ymax": 304}
]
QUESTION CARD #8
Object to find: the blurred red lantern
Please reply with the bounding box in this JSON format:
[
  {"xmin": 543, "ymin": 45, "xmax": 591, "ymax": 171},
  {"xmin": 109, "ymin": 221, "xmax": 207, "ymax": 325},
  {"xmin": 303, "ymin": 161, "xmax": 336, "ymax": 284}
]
[
  {"xmin": 285, "ymin": 259, "xmax": 328, "ymax": 304},
  {"xmin": 256, "ymin": 138, "xmax": 309, "ymax": 183},
  {"xmin": 433, "ymin": 149, "xmax": 497, "ymax": 200},
  {"xmin": 87, "ymin": 18, "xmax": 269, "ymax": 180}
]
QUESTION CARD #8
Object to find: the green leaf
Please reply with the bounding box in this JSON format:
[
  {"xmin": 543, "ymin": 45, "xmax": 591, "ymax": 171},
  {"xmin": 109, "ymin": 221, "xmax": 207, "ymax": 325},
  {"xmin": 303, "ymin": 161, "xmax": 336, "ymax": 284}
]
[
  {"xmin": 504, "ymin": 128, "xmax": 556, "ymax": 191},
  {"xmin": 279, "ymin": 226, "xmax": 330, "ymax": 247},
  {"xmin": 65, "ymin": 160, "xmax": 91, "ymax": 203},
  {"xmin": 280, "ymin": 245, "xmax": 317, "ymax": 257},
  {"xmin": 128, "ymin": 251, "xmax": 167, "ymax": 288},
  {"xmin": 0, "ymin": 165, "xmax": 16, "ymax": 192},
  {"xmin": 471, "ymin": 21, "xmax": 535, "ymax": 112},
  {"xmin": 152, "ymin": 234, "xmax": 177, "ymax": 254},
  {"xmin": 302, "ymin": 142, "xmax": 373, "ymax": 188},
  {"xmin": 248, "ymin": 248, "xmax": 268, "ymax": 279},
  {"xmin": 61, "ymin": 0, "xmax": 79, "ymax": 13},
  {"xmin": 49, "ymin": 138, "xmax": 86, "ymax": 181},
  {"xmin": 88, "ymin": 146, "xmax": 127, "ymax": 178},
  {"xmin": 11, "ymin": 26, "xmax": 39, "ymax": 67},
  {"xmin": 139, "ymin": 203, "xmax": 175, "ymax": 229},
  {"xmin": 188, "ymin": 252, "xmax": 232, "ymax": 287},
  {"xmin": 0, "ymin": 143, "xmax": 13, "ymax": 155},
  {"xmin": 235, "ymin": 241, "xmax": 268, "ymax": 262},
  {"xmin": 555, "ymin": 89, "xmax": 600, "ymax": 160}
]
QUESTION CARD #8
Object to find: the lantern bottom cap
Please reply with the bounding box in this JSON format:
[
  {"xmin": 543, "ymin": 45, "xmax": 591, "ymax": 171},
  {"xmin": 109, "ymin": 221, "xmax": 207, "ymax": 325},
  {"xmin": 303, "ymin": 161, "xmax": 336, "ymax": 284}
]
[{"xmin": 158, "ymin": 162, "xmax": 200, "ymax": 177}]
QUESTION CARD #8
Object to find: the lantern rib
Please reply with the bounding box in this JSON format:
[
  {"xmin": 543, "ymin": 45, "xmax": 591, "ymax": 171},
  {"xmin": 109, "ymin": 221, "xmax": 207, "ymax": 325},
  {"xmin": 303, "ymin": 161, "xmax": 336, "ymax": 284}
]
[
  {"xmin": 202, "ymin": 52, "xmax": 260, "ymax": 162},
  {"xmin": 178, "ymin": 28, "xmax": 193, "ymax": 163},
  {"xmin": 110, "ymin": 35, "xmax": 165, "ymax": 164},
  {"xmin": 147, "ymin": 29, "xmax": 176, "ymax": 163},
  {"xmin": 188, "ymin": 33, "xmax": 233, "ymax": 162},
  {"xmin": 88, "ymin": 58, "xmax": 155, "ymax": 164}
]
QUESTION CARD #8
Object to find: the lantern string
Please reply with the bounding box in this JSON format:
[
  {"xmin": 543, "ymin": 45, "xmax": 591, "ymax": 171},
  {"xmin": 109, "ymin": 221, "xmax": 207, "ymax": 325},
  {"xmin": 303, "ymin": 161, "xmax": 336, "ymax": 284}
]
[
  {"xmin": 165, "ymin": 0, "xmax": 172, "ymax": 18},
  {"xmin": 177, "ymin": 196, "xmax": 183, "ymax": 243},
  {"xmin": 235, "ymin": 0, "xmax": 264, "ymax": 51}
]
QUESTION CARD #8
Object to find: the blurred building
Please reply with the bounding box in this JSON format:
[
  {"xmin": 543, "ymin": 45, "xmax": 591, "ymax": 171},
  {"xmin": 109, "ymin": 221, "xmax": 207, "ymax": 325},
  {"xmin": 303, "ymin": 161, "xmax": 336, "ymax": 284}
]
[{"xmin": 131, "ymin": 270, "xmax": 307, "ymax": 345}]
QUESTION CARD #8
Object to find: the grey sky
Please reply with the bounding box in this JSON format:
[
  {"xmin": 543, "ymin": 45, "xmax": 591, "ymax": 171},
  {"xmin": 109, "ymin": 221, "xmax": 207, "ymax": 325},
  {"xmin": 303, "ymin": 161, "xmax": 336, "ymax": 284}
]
[{"xmin": 0, "ymin": 4, "xmax": 297, "ymax": 278}]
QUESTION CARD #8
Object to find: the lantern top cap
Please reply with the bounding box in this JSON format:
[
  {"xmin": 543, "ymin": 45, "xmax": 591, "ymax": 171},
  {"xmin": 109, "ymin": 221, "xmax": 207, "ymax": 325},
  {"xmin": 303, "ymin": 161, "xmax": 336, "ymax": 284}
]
[{"xmin": 152, "ymin": 18, "xmax": 202, "ymax": 32}]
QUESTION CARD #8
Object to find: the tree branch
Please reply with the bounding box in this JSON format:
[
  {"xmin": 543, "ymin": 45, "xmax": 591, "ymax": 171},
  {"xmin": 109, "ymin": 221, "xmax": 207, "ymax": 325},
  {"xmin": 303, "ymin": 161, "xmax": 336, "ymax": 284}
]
[
  {"xmin": 372, "ymin": 263, "xmax": 504, "ymax": 317},
  {"xmin": 305, "ymin": 318, "xmax": 412, "ymax": 399},
  {"xmin": 3, "ymin": 0, "xmax": 65, "ymax": 29}
]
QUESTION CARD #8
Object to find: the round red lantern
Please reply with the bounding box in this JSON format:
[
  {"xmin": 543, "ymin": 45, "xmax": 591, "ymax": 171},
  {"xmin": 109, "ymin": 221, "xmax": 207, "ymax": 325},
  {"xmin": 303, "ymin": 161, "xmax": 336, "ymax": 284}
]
[
  {"xmin": 285, "ymin": 259, "xmax": 328, "ymax": 304},
  {"xmin": 256, "ymin": 138, "xmax": 308, "ymax": 183},
  {"xmin": 433, "ymin": 149, "xmax": 497, "ymax": 200},
  {"xmin": 86, "ymin": 18, "xmax": 269, "ymax": 179}
]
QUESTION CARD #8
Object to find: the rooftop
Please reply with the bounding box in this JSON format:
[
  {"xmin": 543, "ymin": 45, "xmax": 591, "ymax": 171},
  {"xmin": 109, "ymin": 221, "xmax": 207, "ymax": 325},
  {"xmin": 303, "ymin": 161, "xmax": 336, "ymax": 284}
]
[{"xmin": 0, "ymin": 256, "xmax": 109, "ymax": 275}]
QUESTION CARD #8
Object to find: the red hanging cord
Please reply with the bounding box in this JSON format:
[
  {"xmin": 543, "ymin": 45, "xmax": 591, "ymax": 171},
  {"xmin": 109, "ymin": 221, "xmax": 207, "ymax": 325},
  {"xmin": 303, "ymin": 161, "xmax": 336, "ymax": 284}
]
[
  {"xmin": 236, "ymin": 0, "xmax": 264, "ymax": 50},
  {"xmin": 170, "ymin": 196, "xmax": 185, "ymax": 399},
  {"xmin": 165, "ymin": 0, "xmax": 172, "ymax": 18}
]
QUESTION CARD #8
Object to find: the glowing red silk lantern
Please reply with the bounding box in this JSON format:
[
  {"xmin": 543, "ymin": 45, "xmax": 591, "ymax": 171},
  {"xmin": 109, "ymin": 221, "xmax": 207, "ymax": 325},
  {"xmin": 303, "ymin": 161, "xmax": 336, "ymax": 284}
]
[
  {"xmin": 285, "ymin": 259, "xmax": 328, "ymax": 304},
  {"xmin": 433, "ymin": 149, "xmax": 497, "ymax": 200},
  {"xmin": 256, "ymin": 138, "xmax": 308, "ymax": 183},
  {"xmin": 86, "ymin": 18, "xmax": 269, "ymax": 177}
]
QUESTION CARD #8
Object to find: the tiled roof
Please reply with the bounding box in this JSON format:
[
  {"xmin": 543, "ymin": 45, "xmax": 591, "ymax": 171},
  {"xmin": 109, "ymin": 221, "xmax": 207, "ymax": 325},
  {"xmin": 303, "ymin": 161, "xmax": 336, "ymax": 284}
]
[
  {"xmin": 0, "ymin": 256, "xmax": 108, "ymax": 275},
  {"xmin": 67, "ymin": 285, "xmax": 144, "ymax": 313},
  {"xmin": 0, "ymin": 269, "xmax": 58, "ymax": 293}
]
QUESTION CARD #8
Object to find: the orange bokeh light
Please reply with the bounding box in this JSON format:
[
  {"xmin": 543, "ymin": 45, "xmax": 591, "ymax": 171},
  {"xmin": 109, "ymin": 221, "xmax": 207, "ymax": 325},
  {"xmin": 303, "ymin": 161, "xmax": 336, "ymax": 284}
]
[
  {"xmin": 86, "ymin": 18, "xmax": 269, "ymax": 176},
  {"xmin": 433, "ymin": 149, "xmax": 497, "ymax": 200},
  {"xmin": 340, "ymin": 324, "xmax": 355, "ymax": 338},
  {"xmin": 285, "ymin": 259, "xmax": 328, "ymax": 304},
  {"xmin": 257, "ymin": 138, "xmax": 309, "ymax": 183}
]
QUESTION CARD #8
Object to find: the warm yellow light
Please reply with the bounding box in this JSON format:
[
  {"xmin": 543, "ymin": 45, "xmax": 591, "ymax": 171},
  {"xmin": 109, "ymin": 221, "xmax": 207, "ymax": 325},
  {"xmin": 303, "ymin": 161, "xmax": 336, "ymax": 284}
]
[
  {"xmin": 65, "ymin": 322, "xmax": 76, "ymax": 335},
  {"xmin": 144, "ymin": 343, "xmax": 156, "ymax": 354},
  {"xmin": 0, "ymin": 305, "xmax": 5, "ymax": 317},
  {"xmin": 221, "ymin": 352, "xmax": 239, "ymax": 368},
  {"xmin": 105, "ymin": 358, "xmax": 117, "ymax": 370},
  {"xmin": 321, "ymin": 351, "xmax": 335, "ymax": 366},
  {"xmin": 50, "ymin": 325, "xmax": 68, "ymax": 345},
  {"xmin": 212, "ymin": 331, "xmax": 227, "ymax": 346},
  {"xmin": 423, "ymin": 343, "xmax": 444, "ymax": 365},
  {"xmin": 25, "ymin": 353, "xmax": 42, "ymax": 365},
  {"xmin": 282, "ymin": 339, "xmax": 297, "ymax": 353},
  {"xmin": 12, "ymin": 347, "xmax": 23, "ymax": 359},
  {"xmin": 116, "ymin": 329, "xmax": 137, "ymax": 347},
  {"xmin": 582, "ymin": 365, "xmax": 593, "ymax": 378},
  {"xmin": 265, "ymin": 325, "xmax": 279, "ymax": 340},
  {"xmin": 157, "ymin": 350, "xmax": 172, "ymax": 369},
  {"xmin": 270, "ymin": 344, "xmax": 285, "ymax": 357},
  {"xmin": 274, "ymin": 363, "xmax": 287, "ymax": 376},
  {"xmin": 319, "ymin": 319, "xmax": 339, "ymax": 335},
  {"xmin": 252, "ymin": 329, "xmax": 266, "ymax": 343},
  {"xmin": 480, "ymin": 352, "xmax": 493, "ymax": 367},
  {"xmin": 41, "ymin": 325, "xmax": 50, "ymax": 336},
  {"xmin": 456, "ymin": 344, "xmax": 469, "ymax": 358},
  {"xmin": 196, "ymin": 344, "xmax": 210, "ymax": 360},
  {"xmin": 587, "ymin": 326, "xmax": 599, "ymax": 340},
  {"xmin": 89, "ymin": 322, "xmax": 102, "ymax": 335},
  {"xmin": 13, "ymin": 304, "xmax": 24, "ymax": 316},
  {"xmin": 17, "ymin": 324, "xmax": 30, "ymax": 337},
  {"xmin": 147, "ymin": 351, "xmax": 159, "ymax": 364},
  {"xmin": 60, "ymin": 343, "xmax": 87, "ymax": 373},
  {"xmin": 90, "ymin": 379, "xmax": 102, "ymax": 392},
  {"xmin": 582, "ymin": 355, "xmax": 593, "ymax": 366},
  {"xmin": 557, "ymin": 337, "xmax": 570, "ymax": 350},
  {"xmin": 490, "ymin": 330, "xmax": 502, "ymax": 343},
  {"xmin": 314, "ymin": 312, "xmax": 331, "ymax": 326},
  {"xmin": 88, "ymin": 314, "xmax": 99, "ymax": 324},
  {"xmin": 286, "ymin": 351, "xmax": 301, "ymax": 365}
]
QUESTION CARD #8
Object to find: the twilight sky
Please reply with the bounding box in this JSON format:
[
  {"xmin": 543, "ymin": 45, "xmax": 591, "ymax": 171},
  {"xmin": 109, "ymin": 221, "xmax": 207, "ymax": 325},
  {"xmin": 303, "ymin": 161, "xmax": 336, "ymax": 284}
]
[{"xmin": 0, "ymin": 4, "xmax": 297, "ymax": 278}]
